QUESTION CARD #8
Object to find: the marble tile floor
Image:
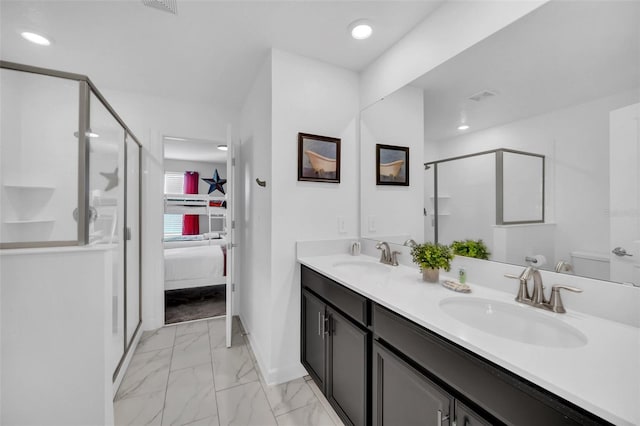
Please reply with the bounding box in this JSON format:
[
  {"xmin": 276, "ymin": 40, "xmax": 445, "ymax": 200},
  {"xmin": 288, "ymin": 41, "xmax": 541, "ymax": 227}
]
[{"xmin": 114, "ymin": 316, "xmax": 345, "ymax": 426}]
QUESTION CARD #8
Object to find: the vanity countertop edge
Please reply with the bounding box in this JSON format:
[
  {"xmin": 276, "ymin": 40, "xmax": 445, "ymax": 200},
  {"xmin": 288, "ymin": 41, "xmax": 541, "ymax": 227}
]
[{"xmin": 297, "ymin": 253, "xmax": 640, "ymax": 426}]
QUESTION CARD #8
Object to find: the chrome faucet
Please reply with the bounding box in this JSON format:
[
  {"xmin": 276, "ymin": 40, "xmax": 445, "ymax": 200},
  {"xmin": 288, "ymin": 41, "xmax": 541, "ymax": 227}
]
[
  {"xmin": 403, "ymin": 239, "xmax": 418, "ymax": 248},
  {"xmin": 376, "ymin": 241, "xmax": 400, "ymax": 266},
  {"xmin": 505, "ymin": 267, "xmax": 583, "ymax": 313}
]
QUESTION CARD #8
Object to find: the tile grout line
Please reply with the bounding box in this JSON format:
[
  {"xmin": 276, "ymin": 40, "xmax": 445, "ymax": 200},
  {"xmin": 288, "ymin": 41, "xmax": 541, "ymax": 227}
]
[
  {"xmin": 208, "ymin": 318, "xmax": 223, "ymax": 426},
  {"xmin": 159, "ymin": 326, "xmax": 178, "ymax": 426}
]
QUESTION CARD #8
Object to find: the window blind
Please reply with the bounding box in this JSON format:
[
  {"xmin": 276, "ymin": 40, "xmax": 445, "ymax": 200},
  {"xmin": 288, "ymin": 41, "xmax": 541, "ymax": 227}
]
[
  {"xmin": 164, "ymin": 172, "xmax": 184, "ymax": 236},
  {"xmin": 164, "ymin": 171, "xmax": 184, "ymax": 194}
]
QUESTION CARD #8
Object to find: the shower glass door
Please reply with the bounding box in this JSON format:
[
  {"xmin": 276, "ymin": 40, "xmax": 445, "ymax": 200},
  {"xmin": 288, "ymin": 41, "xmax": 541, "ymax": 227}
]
[
  {"xmin": 125, "ymin": 134, "xmax": 141, "ymax": 348},
  {"xmin": 89, "ymin": 91, "xmax": 125, "ymax": 375}
]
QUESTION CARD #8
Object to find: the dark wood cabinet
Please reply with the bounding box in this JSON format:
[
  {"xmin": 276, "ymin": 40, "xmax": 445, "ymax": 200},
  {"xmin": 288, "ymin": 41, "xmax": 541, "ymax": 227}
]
[
  {"xmin": 300, "ymin": 267, "xmax": 370, "ymax": 426},
  {"xmin": 372, "ymin": 341, "xmax": 452, "ymax": 426},
  {"xmin": 326, "ymin": 306, "xmax": 368, "ymax": 426},
  {"xmin": 301, "ymin": 289, "xmax": 326, "ymax": 390},
  {"xmin": 455, "ymin": 400, "xmax": 491, "ymax": 426}
]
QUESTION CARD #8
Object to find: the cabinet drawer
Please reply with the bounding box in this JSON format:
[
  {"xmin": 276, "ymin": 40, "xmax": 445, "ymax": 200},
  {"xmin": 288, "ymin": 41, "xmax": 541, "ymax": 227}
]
[
  {"xmin": 372, "ymin": 303, "xmax": 607, "ymax": 426},
  {"xmin": 301, "ymin": 265, "xmax": 368, "ymax": 326}
]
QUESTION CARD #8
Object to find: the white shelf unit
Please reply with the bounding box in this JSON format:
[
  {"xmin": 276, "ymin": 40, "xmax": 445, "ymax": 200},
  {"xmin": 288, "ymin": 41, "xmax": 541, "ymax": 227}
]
[
  {"xmin": 4, "ymin": 219, "xmax": 55, "ymax": 224},
  {"xmin": 2, "ymin": 184, "xmax": 57, "ymax": 243},
  {"xmin": 3, "ymin": 184, "xmax": 56, "ymax": 190},
  {"xmin": 164, "ymin": 193, "xmax": 227, "ymax": 238}
]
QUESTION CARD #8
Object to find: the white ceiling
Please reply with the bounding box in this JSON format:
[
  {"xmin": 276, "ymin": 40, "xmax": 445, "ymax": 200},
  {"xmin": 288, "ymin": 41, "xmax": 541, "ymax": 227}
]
[
  {"xmin": 413, "ymin": 0, "xmax": 640, "ymax": 142},
  {"xmin": 1, "ymin": 0, "xmax": 443, "ymax": 110},
  {"xmin": 1, "ymin": 0, "xmax": 444, "ymax": 162},
  {"xmin": 163, "ymin": 137, "xmax": 227, "ymax": 163}
]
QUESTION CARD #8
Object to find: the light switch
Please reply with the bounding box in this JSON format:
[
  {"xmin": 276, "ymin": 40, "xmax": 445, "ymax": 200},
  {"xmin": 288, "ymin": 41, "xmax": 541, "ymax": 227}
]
[
  {"xmin": 337, "ymin": 216, "xmax": 346, "ymax": 234},
  {"xmin": 368, "ymin": 215, "xmax": 376, "ymax": 232}
]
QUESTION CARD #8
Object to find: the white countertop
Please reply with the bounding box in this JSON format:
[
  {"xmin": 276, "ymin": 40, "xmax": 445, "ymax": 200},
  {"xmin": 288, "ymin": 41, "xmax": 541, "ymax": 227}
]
[{"xmin": 298, "ymin": 253, "xmax": 640, "ymax": 426}]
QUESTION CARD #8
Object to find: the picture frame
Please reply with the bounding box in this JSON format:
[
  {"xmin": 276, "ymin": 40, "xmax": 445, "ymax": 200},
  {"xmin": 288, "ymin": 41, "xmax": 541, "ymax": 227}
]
[
  {"xmin": 298, "ymin": 133, "xmax": 341, "ymax": 183},
  {"xmin": 376, "ymin": 144, "xmax": 409, "ymax": 186}
]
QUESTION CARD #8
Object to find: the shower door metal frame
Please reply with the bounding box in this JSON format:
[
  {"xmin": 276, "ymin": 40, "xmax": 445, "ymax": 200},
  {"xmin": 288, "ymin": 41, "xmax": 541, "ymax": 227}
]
[
  {"xmin": 0, "ymin": 61, "xmax": 144, "ymax": 382},
  {"xmin": 424, "ymin": 148, "xmax": 545, "ymax": 243}
]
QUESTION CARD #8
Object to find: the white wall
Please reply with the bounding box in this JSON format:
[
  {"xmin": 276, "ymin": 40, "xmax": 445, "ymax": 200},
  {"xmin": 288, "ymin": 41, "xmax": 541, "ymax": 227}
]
[
  {"xmin": 238, "ymin": 54, "xmax": 273, "ymax": 374},
  {"xmin": 164, "ymin": 159, "xmax": 227, "ymax": 232},
  {"xmin": 360, "ymin": 85, "xmax": 424, "ymax": 243},
  {"xmin": 430, "ymin": 89, "xmax": 640, "ymax": 268},
  {"xmin": 269, "ymin": 49, "xmax": 359, "ymax": 384},
  {"xmin": 360, "ymin": 1, "xmax": 548, "ymax": 108},
  {"xmin": 164, "ymin": 159, "xmax": 227, "ymax": 195},
  {"xmin": 238, "ymin": 49, "xmax": 359, "ymax": 384},
  {"xmin": 1, "ymin": 247, "xmax": 114, "ymax": 425},
  {"xmin": 101, "ymin": 88, "xmax": 239, "ymax": 330},
  {"xmin": 0, "ymin": 69, "xmax": 79, "ymax": 243}
]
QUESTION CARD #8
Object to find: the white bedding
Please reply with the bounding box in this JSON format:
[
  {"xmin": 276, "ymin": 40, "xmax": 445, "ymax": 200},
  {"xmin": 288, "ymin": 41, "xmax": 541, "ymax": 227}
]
[
  {"xmin": 164, "ymin": 244, "xmax": 225, "ymax": 290},
  {"xmin": 163, "ymin": 237, "xmax": 226, "ymax": 250}
]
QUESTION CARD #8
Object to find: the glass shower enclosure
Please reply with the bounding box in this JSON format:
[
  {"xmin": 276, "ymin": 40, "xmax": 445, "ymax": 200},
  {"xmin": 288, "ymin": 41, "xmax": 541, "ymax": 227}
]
[{"xmin": 0, "ymin": 61, "xmax": 142, "ymax": 380}]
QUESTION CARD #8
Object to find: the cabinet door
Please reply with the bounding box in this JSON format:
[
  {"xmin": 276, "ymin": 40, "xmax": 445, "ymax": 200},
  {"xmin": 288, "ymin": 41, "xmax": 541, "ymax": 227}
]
[
  {"xmin": 301, "ymin": 289, "xmax": 326, "ymax": 390},
  {"xmin": 326, "ymin": 306, "xmax": 368, "ymax": 426},
  {"xmin": 455, "ymin": 400, "xmax": 491, "ymax": 426},
  {"xmin": 373, "ymin": 341, "xmax": 453, "ymax": 426}
]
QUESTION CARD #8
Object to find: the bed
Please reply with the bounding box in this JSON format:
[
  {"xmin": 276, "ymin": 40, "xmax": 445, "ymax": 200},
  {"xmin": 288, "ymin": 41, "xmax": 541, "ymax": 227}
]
[{"xmin": 164, "ymin": 238, "xmax": 227, "ymax": 291}]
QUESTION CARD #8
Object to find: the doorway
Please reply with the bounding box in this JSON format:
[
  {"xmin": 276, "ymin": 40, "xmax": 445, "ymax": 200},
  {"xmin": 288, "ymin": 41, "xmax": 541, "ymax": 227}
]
[{"xmin": 161, "ymin": 136, "xmax": 233, "ymax": 326}]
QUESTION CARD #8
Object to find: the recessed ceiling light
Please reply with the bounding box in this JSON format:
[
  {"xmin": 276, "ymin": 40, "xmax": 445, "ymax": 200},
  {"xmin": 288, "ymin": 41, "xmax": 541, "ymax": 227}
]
[
  {"xmin": 20, "ymin": 31, "xmax": 51, "ymax": 46},
  {"xmin": 217, "ymin": 145, "xmax": 228, "ymax": 151},
  {"xmin": 350, "ymin": 20, "xmax": 373, "ymax": 40},
  {"xmin": 165, "ymin": 136, "xmax": 187, "ymax": 141},
  {"xmin": 457, "ymin": 124, "xmax": 470, "ymax": 131}
]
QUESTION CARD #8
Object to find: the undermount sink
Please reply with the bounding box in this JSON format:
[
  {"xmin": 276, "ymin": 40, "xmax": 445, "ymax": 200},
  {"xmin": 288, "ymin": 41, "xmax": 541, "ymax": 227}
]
[
  {"xmin": 332, "ymin": 259, "xmax": 392, "ymax": 274},
  {"xmin": 439, "ymin": 297, "xmax": 587, "ymax": 348}
]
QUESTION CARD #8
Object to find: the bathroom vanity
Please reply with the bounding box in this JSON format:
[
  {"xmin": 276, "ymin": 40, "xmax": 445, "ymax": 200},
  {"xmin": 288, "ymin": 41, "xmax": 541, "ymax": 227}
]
[{"xmin": 298, "ymin": 253, "xmax": 638, "ymax": 426}]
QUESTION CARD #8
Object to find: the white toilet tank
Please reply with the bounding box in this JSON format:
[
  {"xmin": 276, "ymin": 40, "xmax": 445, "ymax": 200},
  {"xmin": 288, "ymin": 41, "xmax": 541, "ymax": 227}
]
[{"xmin": 570, "ymin": 251, "xmax": 610, "ymax": 281}]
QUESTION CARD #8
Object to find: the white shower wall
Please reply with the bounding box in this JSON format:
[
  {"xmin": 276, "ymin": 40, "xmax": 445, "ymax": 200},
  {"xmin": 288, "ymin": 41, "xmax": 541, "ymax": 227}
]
[{"xmin": 0, "ymin": 70, "xmax": 79, "ymax": 244}]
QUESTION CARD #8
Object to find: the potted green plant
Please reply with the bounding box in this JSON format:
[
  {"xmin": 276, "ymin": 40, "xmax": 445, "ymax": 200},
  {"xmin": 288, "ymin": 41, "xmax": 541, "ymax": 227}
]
[
  {"xmin": 450, "ymin": 239, "xmax": 491, "ymax": 260},
  {"xmin": 410, "ymin": 242, "xmax": 453, "ymax": 283}
]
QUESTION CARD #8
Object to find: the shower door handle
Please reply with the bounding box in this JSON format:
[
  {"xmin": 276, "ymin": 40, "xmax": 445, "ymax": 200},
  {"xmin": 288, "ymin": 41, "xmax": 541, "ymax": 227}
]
[
  {"xmin": 612, "ymin": 247, "xmax": 632, "ymax": 257},
  {"xmin": 125, "ymin": 227, "xmax": 132, "ymax": 241}
]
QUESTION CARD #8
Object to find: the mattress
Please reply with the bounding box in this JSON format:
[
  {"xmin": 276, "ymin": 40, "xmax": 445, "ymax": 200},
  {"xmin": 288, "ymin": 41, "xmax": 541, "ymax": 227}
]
[{"xmin": 164, "ymin": 245, "xmax": 225, "ymax": 289}]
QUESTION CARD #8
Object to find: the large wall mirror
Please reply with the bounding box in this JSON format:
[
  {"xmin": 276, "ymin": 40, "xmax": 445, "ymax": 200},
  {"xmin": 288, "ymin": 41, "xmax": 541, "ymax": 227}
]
[{"xmin": 360, "ymin": 0, "xmax": 640, "ymax": 286}]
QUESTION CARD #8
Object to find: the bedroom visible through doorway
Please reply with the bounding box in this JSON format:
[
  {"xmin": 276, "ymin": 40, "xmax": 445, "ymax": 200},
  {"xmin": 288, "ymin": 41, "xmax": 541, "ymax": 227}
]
[{"xmin": 162, "ymin": 136, "xmax": 231, "ymax": 326}]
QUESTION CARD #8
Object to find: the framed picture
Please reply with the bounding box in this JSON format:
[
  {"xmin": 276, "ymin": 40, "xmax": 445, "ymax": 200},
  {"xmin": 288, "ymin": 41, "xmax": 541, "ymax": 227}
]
[
  {"xmin": 298, "ymin": 133, "xmax": 341, "ymax": 183},
  {"xmin": 376, "ymin": 144, "xmax": 409, "ymax": 186}
]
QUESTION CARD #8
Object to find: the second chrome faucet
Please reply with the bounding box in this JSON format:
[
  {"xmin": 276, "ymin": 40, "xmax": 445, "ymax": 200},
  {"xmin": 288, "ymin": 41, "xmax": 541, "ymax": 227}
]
[
  {"xmin": 505, "ymin": 266, "xmax": 582, "ymax": 313},
  {"xmin": 376, "ymin": 241, "xmax": 400, "ymax": 266}
]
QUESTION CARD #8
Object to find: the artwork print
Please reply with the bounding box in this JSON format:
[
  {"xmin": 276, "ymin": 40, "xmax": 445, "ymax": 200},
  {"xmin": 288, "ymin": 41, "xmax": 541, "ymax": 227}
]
[
  {"xmin": 376, "ymin": 144, "xmax": 409, "ymax": 186},
  {"xmin": 298, "ymin": 133, "xmax": 341, "ymax": 183}
]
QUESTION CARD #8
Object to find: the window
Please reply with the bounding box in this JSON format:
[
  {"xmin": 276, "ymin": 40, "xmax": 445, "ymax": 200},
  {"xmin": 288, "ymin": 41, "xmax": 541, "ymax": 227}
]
[
  {"xmin": 164, "ymin": 171, "xmax": 184, "ymax": 194},
  {"xmin": 164, "ymin": 172, "xmax": 183, "ymax": 236}
]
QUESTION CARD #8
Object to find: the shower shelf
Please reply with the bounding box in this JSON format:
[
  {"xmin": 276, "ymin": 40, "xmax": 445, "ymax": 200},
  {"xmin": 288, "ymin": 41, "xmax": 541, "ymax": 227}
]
[
  {"xmin": 3, "ymin": 184, "xmax": 56, "ymax": 190},
  {"xmin": 4, "ymin": 218, "xmax": 55, "ymax": 224}
]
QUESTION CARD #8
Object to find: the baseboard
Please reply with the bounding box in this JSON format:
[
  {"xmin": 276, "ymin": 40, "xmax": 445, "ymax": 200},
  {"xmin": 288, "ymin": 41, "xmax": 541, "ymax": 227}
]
[
  {"xmin": 265, "ymin": 362, "xmax": 307, "ymax": 386},
  {"xmin": 112, "ymin": 322, "xmax": 143, "ymax": 398},
  {"xmin": 238, "ymin": 313, "xmax": 307, "ymax": 386},
  {"xmin": 238, "ymin": 313, "xmax": 269, "ymax": 379}
]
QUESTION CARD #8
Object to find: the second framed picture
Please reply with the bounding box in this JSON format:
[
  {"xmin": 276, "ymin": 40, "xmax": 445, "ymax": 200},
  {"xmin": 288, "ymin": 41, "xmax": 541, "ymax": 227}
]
[{"xmin": 376, "ymin": 144, "xmax": 409, "ymax": 186}]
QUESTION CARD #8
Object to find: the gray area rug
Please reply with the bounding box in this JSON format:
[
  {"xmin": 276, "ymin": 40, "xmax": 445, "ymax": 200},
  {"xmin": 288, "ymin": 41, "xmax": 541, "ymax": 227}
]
[{"xmin": 165, "ymin": 284, "xmax": 226, "ymax": 324}]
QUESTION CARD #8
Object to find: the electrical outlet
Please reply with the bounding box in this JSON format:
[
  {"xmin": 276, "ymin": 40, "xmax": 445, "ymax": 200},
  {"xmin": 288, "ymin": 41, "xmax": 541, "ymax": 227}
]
[{"xmin": 337, "ymin": 216, "xmax": 346, "ymax": 233}]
